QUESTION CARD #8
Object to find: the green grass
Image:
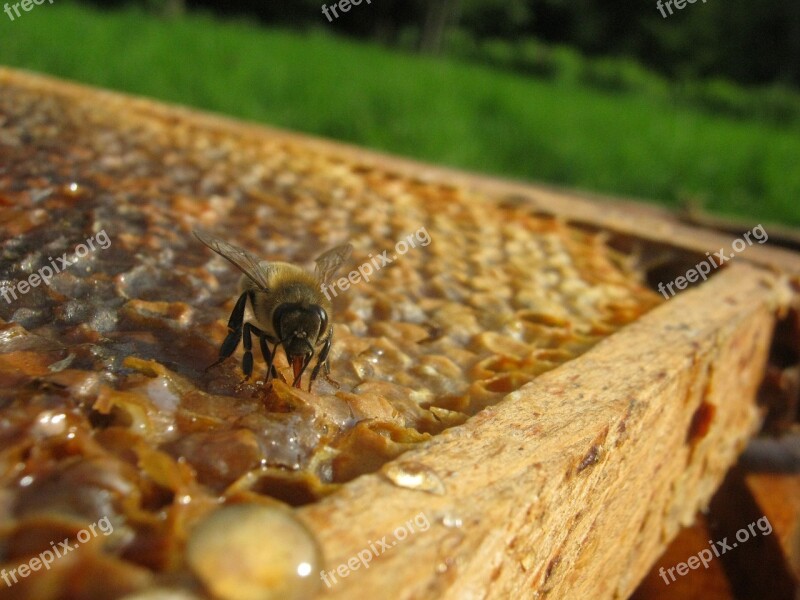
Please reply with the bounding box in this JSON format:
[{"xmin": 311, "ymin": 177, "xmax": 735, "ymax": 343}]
[{"xmin": 1, "ymin": 3, "xmax": 798, "ymax": 225}]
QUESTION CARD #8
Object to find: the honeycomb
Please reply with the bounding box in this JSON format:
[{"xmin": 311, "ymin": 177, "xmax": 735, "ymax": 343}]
[{"xmin": 0, "ymin": 76, "xmax": 662, "ymax": 598}]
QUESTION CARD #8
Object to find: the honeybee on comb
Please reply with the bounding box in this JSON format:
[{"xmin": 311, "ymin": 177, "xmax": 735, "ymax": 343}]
[{"xmin": 195, "ymin": 230, "xmax": 352, "ymax": 391}]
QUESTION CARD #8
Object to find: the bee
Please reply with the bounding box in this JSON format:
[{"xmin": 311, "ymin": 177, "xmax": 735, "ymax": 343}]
[{"xmin": 194, "ymin": 230, "xmax": 352, "ymax": 391}]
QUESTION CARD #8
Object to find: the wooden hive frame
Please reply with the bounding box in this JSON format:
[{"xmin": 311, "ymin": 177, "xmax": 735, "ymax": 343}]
[{"xmin": 1, "ymin": 68, "xmax": 799, "ymax": 599}]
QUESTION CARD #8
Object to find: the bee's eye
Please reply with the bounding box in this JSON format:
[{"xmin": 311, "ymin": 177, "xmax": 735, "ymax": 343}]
[
  {"xmin": 313, "ymin": 305, "xmax": 328, "ymax": 335},
  {"xmin": 272, "ymin": 304, "xmax": 294, "ymax": 340}
]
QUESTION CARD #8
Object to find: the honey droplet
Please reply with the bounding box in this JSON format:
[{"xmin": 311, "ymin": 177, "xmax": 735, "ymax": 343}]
[
  {"xmin": 187, "ymin": 503, "xmax": 322, "ymax": 600},
  {"xmin": 383, "ymin": 462, "xmax": 445, "ymax": 495},
  {"xmin": 441, "ymin": 513, "xmax": 463, "ymax": 528}
]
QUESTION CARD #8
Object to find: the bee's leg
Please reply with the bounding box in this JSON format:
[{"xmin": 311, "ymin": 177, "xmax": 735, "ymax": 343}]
[
  {"xmin": 309, "ymin": 335, "xmax": 332, "ymax": 391},
  {"xmin": 205, "ymin": 292, "xmax": 248, "ymax": 372},
  {"xmin": 242, "ymin": 322, "xmax": 260, "ymax": 379},
  {"xmin": 255, "ymin": 329, "xmax": 279, "ymax": 384}
]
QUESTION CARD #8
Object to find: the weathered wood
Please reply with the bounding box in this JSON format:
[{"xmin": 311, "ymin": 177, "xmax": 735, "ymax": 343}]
[{"xmin": 298, "ymin": 263, "xmax": 787, "ymax": 598}]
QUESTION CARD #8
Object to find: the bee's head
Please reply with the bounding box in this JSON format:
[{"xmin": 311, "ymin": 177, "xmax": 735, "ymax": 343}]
[
  {"xmin": 273, "ymin": 303, "xmax": 329, "ymax": 387},
  {"xmin": 273, "ymin": 302, "xmax": 328, "ymax": 363}
]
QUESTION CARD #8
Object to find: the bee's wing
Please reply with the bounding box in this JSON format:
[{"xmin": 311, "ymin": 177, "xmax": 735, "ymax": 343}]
[
  {"xmin": 193, "ymin": 229, "xmax": 271, "ymax": 291},
  {"xmin": 315, "ymin": 243, "xmax": 353, "ymax": 284}
]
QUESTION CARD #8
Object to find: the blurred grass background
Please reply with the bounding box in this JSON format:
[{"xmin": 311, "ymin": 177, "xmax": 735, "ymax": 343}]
[{"xmin": 0, "ymin": 2, "xmax": 798, "ymax": 225}]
